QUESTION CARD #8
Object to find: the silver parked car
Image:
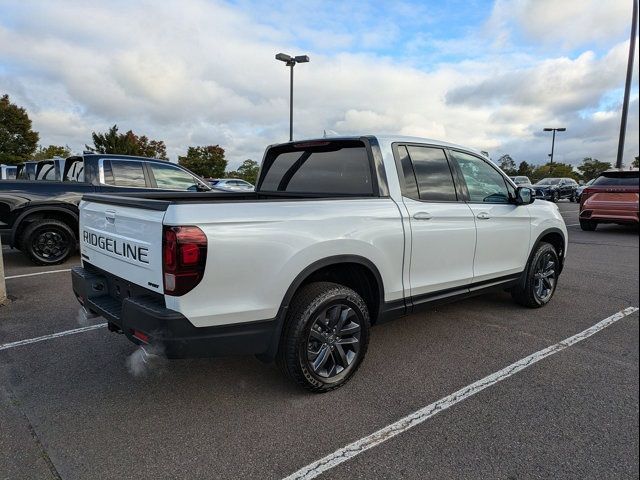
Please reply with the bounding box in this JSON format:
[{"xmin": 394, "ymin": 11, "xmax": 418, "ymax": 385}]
[
  {"xmin": 208, "ymin": 178, "xmax": 255, "ymax": 192},
  {"xmin": 510, "ymin": 176, "xmax": 532, "ymax": 186}
]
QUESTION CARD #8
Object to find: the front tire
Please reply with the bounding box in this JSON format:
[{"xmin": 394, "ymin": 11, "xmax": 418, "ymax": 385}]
[
  {"xmin": 277, "ymin": 282, "xmax": 370, "ymax": 393},
  {"xmin": 511, "ymin": 242, "xmax": 559, "ymax": 308},
  {"xmin": 21, "ymin": 219, "xmax": 76, "ymax": 265}
]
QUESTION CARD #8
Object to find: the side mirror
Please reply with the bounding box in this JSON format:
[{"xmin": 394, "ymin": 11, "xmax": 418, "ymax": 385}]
[{"xmin": 515, "ymin": 186, "xmax": 534, "ymax": 205}]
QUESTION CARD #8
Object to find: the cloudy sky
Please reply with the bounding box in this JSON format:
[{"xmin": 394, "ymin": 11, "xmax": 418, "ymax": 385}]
[{"xmin": 0, "ymin": 0, "xmax": 638, "ymax": 169}]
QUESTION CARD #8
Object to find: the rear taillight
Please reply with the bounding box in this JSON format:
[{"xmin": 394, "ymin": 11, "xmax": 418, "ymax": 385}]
[{"xmin": 162, "ymin": 226, "xmax": 208, "ymax": 296}]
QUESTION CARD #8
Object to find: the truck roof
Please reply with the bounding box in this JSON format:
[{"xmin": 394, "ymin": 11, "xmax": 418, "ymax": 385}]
[
  {"xmin": 79, "ymin": 153, "xmax": 169, "ymax": 163},
  {"xmin": 268, "ymin": 134, "xmax": 487, "ymax": 158}
]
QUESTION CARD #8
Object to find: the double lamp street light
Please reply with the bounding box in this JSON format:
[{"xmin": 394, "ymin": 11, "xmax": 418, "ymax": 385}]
[{"xmin": 275, "ymin": 52, "xmax": 310, "ymax": 142}]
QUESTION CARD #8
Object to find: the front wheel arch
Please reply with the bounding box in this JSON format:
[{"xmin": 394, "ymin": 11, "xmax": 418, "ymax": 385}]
[{"xmin": 518, "ymin": 228, "xmax": 566, "ymax": 291}]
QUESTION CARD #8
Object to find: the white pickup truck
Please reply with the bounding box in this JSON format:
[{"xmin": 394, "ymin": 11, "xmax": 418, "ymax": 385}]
[{"xmin": 72, "ymin": 135, "xmax": 567, "ymax": 392}]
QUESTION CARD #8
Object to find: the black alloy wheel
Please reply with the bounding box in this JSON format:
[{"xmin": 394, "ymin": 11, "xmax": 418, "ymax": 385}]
[
  {"xmin": 307, "ymin": 303, "xmax": 362, "ymax": 379},
  {"xmin": 511, "ymin": 242, "xmax": 560, "ymax": 308},
  {"xmin": 22, "ymin": 219, "xmax": 76, "ymax": 265},
  {"xmin": 532, "ymin": 251, "xmax": 557, "ymax": 303},
  {"xmin": 277, "ymin": 282, "xmax": 370, "ymax": 393}
]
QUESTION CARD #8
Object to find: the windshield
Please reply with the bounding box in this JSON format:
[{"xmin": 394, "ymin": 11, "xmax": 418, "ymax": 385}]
[{"xmin": 536, "ymin": 178, "xmax": 561, "ymax": 185}]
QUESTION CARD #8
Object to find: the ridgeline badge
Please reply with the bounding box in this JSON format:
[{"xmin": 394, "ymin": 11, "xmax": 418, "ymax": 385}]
[{"xmin": 82, "ymin": 231, "xmax": 149, "ymax": 264}]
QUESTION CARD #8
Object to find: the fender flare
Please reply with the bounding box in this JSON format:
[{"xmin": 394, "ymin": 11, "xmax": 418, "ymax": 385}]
[
  {"xmin": 257, "ymin": 254, "xmax": 385, "ymax": 362},
  {"xmin": 517, "ymin": 227, "xmax": 567, "ymax": 289},
  {"xmin": 10, "ymin": 205, "xmax": 79, "ymax": 246}
]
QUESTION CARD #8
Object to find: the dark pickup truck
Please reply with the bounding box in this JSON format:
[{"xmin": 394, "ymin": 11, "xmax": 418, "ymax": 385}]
[{"xmin": 0, "ymin": 153, "xmax": 211, "ymax": 265}]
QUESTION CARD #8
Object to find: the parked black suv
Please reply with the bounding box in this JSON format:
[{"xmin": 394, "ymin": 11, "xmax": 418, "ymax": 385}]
[{"xmin": 533, "ymin": 177, "xmax": 579, "ymax": 202}]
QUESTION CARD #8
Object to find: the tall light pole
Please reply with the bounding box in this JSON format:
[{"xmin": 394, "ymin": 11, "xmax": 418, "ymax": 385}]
[
  {"xmin": 616, "ymin": 0, "xmax": 637, "ymax": 169},
  {"xmin": 275, "ymin": 53, "xmax": 310, "ymax": 141},
  {"xmin": 543, "ymin": 127, "xmax": 566, "ymax": 174}
]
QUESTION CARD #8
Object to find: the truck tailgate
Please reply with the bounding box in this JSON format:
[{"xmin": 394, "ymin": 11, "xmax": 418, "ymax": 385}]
[{"xmin": 79, "ymin": 199, "xmax": 166, "ymax": 294}]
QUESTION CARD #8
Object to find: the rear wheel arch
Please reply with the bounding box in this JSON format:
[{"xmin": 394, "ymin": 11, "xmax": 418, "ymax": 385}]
[
  {"xmin": 258, "ymin": 255, "xmax": 384, "ymax": 363},
  {"xmin": 12, "ymin": 206, "xmax": 79, "ymax": 247}
]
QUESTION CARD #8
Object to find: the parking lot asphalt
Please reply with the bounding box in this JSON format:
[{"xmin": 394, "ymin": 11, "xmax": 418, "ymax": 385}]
[{"xmin": 1, "ymin": 201, "xmax": 638, "ymax": 480}]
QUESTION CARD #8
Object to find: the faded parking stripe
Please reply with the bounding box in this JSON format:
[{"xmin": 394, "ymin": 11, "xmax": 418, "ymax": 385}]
[
  {"xmin": 5, "ymin": 268, "xmax": 72, "ymax": 280},
  {"xmin": 0, "ymin": 323, "xmax": 107, "ymax": 351}
]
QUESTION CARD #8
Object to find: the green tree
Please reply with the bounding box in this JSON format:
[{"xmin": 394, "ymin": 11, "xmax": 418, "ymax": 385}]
[
  {"xmin": 0, "ymin": 94, "xmax": 39, "ymax": 164},
  {"xmin": 226, "ymin": 159, "xmax": 260, "ymax": 184},
  {"xmin": 632, "ymin": 156, "xmax": 639, "ymax": 168},
  {"xmin": 497, "ymin": 154, "xmax": 517, "ymax": 175},
  {"xmin": 32, "ymin": 144, "xmax": 71, "ymax": 160},
  {"xmin": 86, "ymin": 125, "xmax": 167, "ymax": 159},
  {"xmin": 178, "ymin": 145, "xmax": 227, "ymax": 178},
  {"xmin": 576, "ymin": 157, "xmax": 611, "ymax": 181},
  {"xmin": 531, "ymin": 162, "xmax": 578, "ymax": 182},
  {"xmin": 517, "ymin": 161, "xmax": 534, "ymax": 178}
]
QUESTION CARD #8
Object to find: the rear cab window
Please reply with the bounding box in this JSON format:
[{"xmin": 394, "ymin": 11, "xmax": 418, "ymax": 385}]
[{"xmin": 258, "ymin": 140, "xmax": 375, "ymax": 196}]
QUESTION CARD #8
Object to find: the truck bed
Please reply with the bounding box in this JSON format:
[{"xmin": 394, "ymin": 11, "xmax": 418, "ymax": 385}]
[{"xmin": 82, "ymin": 190, "xmax": 370, "ymax": 210}]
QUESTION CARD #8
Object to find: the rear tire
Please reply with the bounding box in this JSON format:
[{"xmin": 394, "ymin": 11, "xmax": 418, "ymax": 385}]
[
  {"xmin": 277, "ymin": 282, "xmax": 370, "ymax": 393},
  {"xmin": 511, "ymin": 242, "xmax": 559, "ymax": 308},
  {"xmin": 552, "ymin": 191, "xmax": 559, "ymax": 203},
  {"xmin": 20, "ymin": 219, "xmax": 76, "ymax": 265},
  {"xmin": 580, "ymin": 219, "xmax": 597, "ymax": 231}
]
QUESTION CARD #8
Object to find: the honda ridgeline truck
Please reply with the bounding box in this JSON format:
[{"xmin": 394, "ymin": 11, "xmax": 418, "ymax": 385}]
[{"xmin": 72, "ymin": 136, "xmax": 567, "ymax": 392}]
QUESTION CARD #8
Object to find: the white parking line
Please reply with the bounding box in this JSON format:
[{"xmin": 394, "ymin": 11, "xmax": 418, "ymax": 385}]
[
  {"xmin": 282, "ymin": 306, "xmax": 639, "ymax": 480},
  {"xmin": 5, "ymin": 268, "xmax": 72, "ymax": 280},
  {"xmin": 0, "ymin": 323, "xmax": 107, "ymax": 351}
]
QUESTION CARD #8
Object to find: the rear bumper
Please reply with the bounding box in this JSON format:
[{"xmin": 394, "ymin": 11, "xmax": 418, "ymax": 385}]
[
  {"xmin": 580, "ymin": 207, "xmax": 639, "ymax": 224},
  {"xmin": 71, "ymin": 266, "xmax": 277, "ymax": 359}
]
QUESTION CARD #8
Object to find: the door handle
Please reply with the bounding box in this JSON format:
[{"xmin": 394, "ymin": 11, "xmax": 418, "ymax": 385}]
[
  {"xmin": 476, "ymin": 212, "xmax": 491, "ymax": 220},
  {"xmin": 413, "ymin": 212, "xmax": 433, "ymax": 220}
]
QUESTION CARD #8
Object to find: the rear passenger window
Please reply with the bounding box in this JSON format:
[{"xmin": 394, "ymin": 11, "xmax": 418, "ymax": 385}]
[
  {"xmin": 406, "ymin": 146, "xmax": 457, "ymax": 201},
  {"xmin": 110, "ymin": 161, "xmax": 146, "ymax": 187}
]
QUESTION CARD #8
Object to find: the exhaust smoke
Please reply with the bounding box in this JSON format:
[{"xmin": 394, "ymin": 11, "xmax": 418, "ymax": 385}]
[{"xmin": 126, "ymin": 343, "xmax": 167, "ymax": 377}]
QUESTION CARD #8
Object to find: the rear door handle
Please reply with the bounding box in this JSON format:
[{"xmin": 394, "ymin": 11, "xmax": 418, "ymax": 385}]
[
  {"xmin": 476, "ymin": 212, "xmax": 491, "ymax": 220},
  {"xmin": 413, "ymin": 212, "xmax": 433, "ymax": 220}
]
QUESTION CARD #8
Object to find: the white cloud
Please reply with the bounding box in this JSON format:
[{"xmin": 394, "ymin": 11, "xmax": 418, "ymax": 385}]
[
  {"xmin": 0, "ymin": 0, "xmax": 637, "ymax": 170},
  {"xmin": 488, "ymin": 0, "xmax": 632, "ymax": 50}
]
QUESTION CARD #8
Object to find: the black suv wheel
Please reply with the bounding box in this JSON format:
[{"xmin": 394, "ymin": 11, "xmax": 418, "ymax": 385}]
[
  {"xmin": 511, "ymin": 242, "xmax": 559, "ymax": 308},
  {"xmin": 21, "ymin": 219, "xmax": 76, "ymax": 265},
  {"xmin": 277, "ymin": 282, "xmax": 370, "ymax": 393}
]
